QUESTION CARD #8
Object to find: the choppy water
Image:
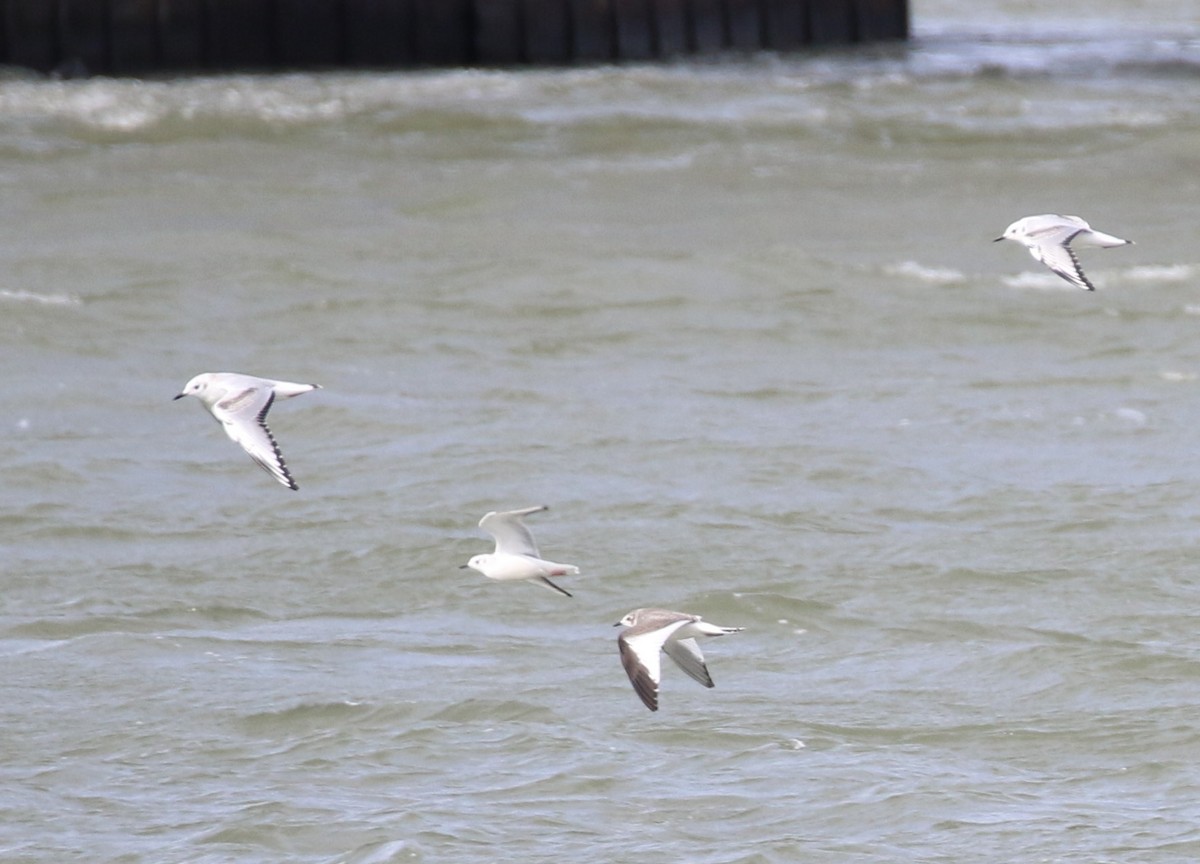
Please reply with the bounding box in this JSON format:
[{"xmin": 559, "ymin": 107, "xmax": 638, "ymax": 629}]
[{"xmin": 4, "ymin": 2, "xmax": 1200, "ymax": 862}]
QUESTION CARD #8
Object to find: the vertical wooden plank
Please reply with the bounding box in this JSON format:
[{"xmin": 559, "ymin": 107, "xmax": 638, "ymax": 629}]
[
  {"xmin": 344, "ymin": 0, "xmax": 415, "ymax": 66},
  {"xmin": 761, "ymin": 0, "xmax": 806, "ymax": 50},
  {"xmin": 277, "ymin": 0, "xmax": 344, "ymax": 65},
  {"xmin": 689, "ymin": 0, "xmax": 724, "ymax": 53},
  {"xmin": 522, "ymin": 0, "xmax": 570, "ymax": 64},
  {"xmin": 206, "ymin": 0, "xmax": 275, "ymax": 69},
  {"xmin": 158, "ymin": 0, "xmax": 204, "ymax": 70},
  {"xmin": 807, "ymin": 0, "xmax": 853, "ymax": 44},
  {"xmin": 474, "ymin": 0, "xmax": 521, "ymax": 64},
  {"xmin": 725, "ymin": 0, "xmax": 761, "ymax": 50},
  {"xmin": 653, "ymin": 0, "xmax": 688, "ymax": 57},
  {"xmin": 110, "ymin": 0, "xmax": 159, "ymax": 72},
  {"xmin": 568, "ymin": 0, "xmax": 613, "ymax": 62},
  {"xmin": 58, "ymin": 0, "xmax": 108, "ymax": 75},
  {"xmin": 855, "ymin": 0, "xmax": 905, "ymax": 41},
  {"xmin": 412, "ymin": 0, "xmax": 472, "ymax": 64},
  {"xmin": 612, "ymin": 0, "xmax": 652, "ymax": 60}
]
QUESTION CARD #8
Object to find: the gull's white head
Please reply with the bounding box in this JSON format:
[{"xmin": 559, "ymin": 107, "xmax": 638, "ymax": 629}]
[
  {"xmin": 995, "ymin": 219, "xmax": 1026, "ymax": 244},
  {"xmin": 463, "ymin": 554, "xmax": 490, "ymax": 574},
  {"xmin": 615, "ymin": 609, "xmax": 642, "ymax": 628},
  {"xmin": 174, "ymin": 372, "xmax": 216, "ymax": 403}
]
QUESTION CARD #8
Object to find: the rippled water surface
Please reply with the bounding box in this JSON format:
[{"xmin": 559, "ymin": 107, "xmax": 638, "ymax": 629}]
[{"xmin": 3, "ymin": 2, "xmax": 1200, "ymax": 862}]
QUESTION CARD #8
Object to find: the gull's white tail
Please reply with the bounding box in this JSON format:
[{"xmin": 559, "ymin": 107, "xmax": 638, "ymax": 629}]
[
  {"xmin": 272, "ymin": 381, "xmax": 322, "ymax": 399},
  {"xmin": 1077, "ymin": 229, "xmax": 1132, "ymax": 248}
]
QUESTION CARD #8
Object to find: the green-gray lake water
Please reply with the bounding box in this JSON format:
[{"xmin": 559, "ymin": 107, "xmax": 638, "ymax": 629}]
[{"xmin": 3, "ymin": 2, "xmax": 1200, "ymax": 861}]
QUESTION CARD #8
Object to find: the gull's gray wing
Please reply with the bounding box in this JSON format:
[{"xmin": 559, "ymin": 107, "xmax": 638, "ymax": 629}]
[
  {"xmin": 1026, "ymin": 214, "xmax": 1088, "ymax": 237},
  {"xmin": 619, "ymin": 630, "xmax": 664, "ymax": 711},
  {"xmin": 663, "ymin": 637, "xmax": 715, "ymax": 688},
  {"xmin": 1036, "ymin": 234, "xmax": 1095, "ymax": 291},
  {"xmin": 618, "ymin": 616, "xmax": 693, "ymax": 712},
  {"xmin": 534, "ymin": 576, "xmax": 573, "ymax": 598},
  {"xmin": 212, "ymin": 387, "xmax": 297, "ymax": 489},
  {"xmin": 479, "ymin": 505, "xmax": 548, "ymax": 555}
]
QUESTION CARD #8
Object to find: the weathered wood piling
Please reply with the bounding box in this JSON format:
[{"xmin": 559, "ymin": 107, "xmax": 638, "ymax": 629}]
[{"xmin": 0, "ymin": 0, "xmax": 908, "ymax": 77}]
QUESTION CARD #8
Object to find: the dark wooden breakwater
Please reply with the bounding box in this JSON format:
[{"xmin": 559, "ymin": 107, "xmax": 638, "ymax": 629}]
[{"xmin": 1, "ymin": 0, "xmax": 908, "ymax": 77}]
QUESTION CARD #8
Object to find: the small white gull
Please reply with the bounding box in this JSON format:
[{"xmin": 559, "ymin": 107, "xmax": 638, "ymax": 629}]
[
  {"xmin": 175, "ymin": 372, "xmax": 320, "ymax": 490},
  {"xmin": 462, "ymin": 505, "xmax": 579, "ymax": 597},
  {"xmin": 995, "ymin": 214, "xmax": 1133, "ymax": 291}
]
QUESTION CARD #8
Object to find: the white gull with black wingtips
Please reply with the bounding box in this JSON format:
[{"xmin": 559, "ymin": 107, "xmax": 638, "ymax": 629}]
[
  {"xmin": 462, "ymin": 505, "xmax": 579, "ymax": 597},
  {"xmin": 995, "ymin": 214, "xmax": 1133, "ymax": 291},
  {"xmin": 175, "ymin": 372, "xmax": 320, "ymax": 490}
]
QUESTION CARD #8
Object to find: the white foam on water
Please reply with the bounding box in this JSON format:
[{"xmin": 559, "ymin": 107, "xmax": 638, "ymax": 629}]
[
  {"xmin": 1123, "ymin": 264, "xmax": 1194, "ymax": 282},
  {"xmin": 0, "ymin": 289, "xmax": 81, "ymax": 306},
  {"xmin": 1001, "ymin": 271, "xmax": 1080, "ymax": 291},
  {"xmin": 884, "ymin": 261, "xmax": 966, "ymax": 285}
]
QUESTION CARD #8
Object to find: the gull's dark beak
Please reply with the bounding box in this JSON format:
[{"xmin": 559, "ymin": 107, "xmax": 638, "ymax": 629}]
[
  {"xmin": 459, "ymin": 564, "xmax": 470, "ymax": 569},
  {"xmin": 992, "ymin": 236, "xmax": 1004, "ymax": 242},
  {"xmin": 172, "ymin": 393, "xmax": 186, "ymax": 400},
  {"xmin": 612, "ymin": 621, "xmax": 622, "ymax": 627}
]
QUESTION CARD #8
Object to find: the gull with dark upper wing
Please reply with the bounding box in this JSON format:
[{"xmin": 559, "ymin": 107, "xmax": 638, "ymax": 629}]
[{"xmin": 615, "ymin": 607, "xmax": 743, "ymax": 712}]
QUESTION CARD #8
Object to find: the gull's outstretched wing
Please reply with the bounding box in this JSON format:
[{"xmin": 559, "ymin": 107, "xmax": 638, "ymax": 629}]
[
  {"xmin": 663, "ymin": 637, "xmax": 715, "ymax": 688},
  {"xmin": 618, "ymin": 616, "xmax": 693, "ymax": 712},
  {"xmin": 1036, "ymin": 235, "xmax": 1095, "ymax": 291},
  {"xmin": 479, "ymin": 505, "xmax": 548, "ymax": 555},
  {"xmin": 213, "ymin": 387, "xmax": 297, "ymax": 489}
]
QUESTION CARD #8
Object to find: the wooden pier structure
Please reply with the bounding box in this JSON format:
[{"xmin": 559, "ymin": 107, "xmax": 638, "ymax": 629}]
[{"xmin": 1, "ymin": 0, "xmax": 908, "ymax": 77}]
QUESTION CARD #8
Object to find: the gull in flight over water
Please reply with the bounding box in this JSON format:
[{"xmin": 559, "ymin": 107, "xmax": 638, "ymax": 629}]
[
  {"xmin": 995, "ymin": 214, "xmax": 1133, "ymax": 291},
  {"xmin": 462, "ymin": 505, "xmax": 579, "ymax": 597},
  {"xmin": 615, "ymin": 608, "xmax": 743, "ymax": 712},
  {"xmin": 175, "ymin": 372, "xmax": 320, "ymax": 490}
]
